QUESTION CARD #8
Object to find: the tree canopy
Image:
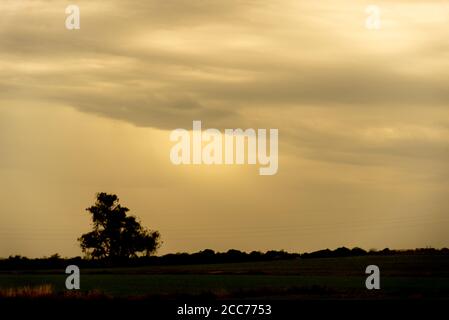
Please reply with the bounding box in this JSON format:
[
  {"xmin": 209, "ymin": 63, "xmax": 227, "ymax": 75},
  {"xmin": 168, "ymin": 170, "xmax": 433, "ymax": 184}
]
[{"xmin": 78, "ymin": 193, "xmax": 161, "ymax": 260}]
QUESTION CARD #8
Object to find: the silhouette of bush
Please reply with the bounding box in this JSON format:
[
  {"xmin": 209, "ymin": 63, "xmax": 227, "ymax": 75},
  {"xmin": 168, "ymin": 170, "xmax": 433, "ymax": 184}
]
[{"xmin": 1, "ymin": 247, "xmax": 448, "ymax": 269}]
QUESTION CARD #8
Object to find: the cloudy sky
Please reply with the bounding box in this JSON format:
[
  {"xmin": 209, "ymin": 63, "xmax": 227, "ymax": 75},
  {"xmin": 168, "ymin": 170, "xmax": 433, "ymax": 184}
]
[{"xmin": 0, "ymin": 0, "xmax": 448, "ymax": 257}]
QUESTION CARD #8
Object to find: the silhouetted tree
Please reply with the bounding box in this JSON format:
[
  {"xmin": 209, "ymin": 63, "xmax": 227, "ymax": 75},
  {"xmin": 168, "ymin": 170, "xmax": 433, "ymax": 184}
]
[{"xmin": 78, "ymin": 193, "xmax": 161, "ymax": 260}]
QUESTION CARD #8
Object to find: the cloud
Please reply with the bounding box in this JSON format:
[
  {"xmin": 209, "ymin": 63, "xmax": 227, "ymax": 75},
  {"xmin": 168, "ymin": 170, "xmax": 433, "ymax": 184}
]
[{"xmin": 1, "ymin": 0, "xmax": 449, "ymax": 157}]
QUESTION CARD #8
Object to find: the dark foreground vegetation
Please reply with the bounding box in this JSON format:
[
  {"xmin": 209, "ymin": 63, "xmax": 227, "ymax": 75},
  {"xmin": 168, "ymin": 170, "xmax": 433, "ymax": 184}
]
[
  {"xmin": 1, "ymin": 247, "xmax": 447, "ymax": 270},
  {"xmin": 1, "ymin": 248, "xmax": 449, "ymax": 301}
]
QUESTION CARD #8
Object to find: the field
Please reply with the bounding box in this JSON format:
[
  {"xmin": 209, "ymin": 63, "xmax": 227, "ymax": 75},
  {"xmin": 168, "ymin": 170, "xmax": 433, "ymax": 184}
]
[{"xmin": 1, "ymin": 255, "xmax": 449, "ymax": 300}]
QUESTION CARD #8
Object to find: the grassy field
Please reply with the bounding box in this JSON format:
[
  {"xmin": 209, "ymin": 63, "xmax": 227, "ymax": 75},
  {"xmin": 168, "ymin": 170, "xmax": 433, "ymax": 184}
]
[{"xmin": 1, "ymin": 255, "xmax": 448, "ymax": 299}]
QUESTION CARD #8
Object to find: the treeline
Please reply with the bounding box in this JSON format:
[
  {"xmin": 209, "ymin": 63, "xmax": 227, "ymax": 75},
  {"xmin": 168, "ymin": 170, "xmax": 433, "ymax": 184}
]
[{"xmin": 1, "ymin": 247, "xmax": 448, "ymax": 270}]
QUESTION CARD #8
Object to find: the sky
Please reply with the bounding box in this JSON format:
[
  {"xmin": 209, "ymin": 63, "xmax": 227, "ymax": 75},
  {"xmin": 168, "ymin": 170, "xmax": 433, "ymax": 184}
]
[{"xmin": 0, "ymin": 0, "xmax": 448, "ymax": 258}]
